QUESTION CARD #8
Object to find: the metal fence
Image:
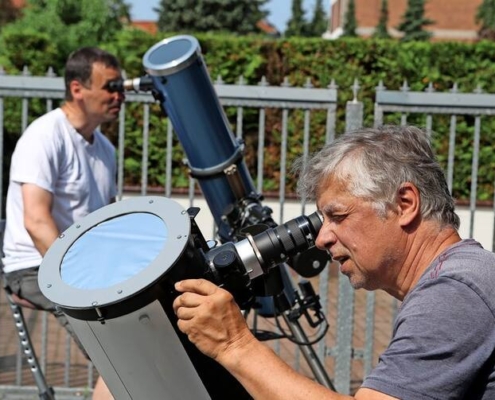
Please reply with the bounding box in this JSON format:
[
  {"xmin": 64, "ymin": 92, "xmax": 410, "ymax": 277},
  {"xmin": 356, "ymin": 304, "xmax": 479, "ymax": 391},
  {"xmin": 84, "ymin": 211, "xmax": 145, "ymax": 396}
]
[{"xmin": 0, "ymin": 70, "xmax": 494, "ymax": 398}]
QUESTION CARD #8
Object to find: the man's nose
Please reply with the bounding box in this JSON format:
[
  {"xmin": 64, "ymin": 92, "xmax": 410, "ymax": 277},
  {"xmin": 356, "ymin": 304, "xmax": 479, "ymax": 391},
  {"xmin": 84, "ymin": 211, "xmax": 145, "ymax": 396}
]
[{"xmin": 315, "ymin": 224, "xmax": 336, "ymax": 250}]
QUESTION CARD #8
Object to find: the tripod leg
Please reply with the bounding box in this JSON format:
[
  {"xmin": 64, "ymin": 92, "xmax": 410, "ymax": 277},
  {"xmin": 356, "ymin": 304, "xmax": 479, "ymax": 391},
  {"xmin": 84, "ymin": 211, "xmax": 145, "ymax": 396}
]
[
  {"xmin": 6, "ymin": 294, "xmax": 56, "ymax": 400},
  {"xmin": 281, "ymin": 313, "xmax": 336, "ymax": 391}
]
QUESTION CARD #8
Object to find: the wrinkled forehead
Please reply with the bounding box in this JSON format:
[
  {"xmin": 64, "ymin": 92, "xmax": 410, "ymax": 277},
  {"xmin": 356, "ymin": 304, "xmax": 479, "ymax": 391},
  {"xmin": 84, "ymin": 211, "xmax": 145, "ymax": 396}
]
[{"xmin": 316, "ymin": 175, "xmax": 352, "ymax": 207}]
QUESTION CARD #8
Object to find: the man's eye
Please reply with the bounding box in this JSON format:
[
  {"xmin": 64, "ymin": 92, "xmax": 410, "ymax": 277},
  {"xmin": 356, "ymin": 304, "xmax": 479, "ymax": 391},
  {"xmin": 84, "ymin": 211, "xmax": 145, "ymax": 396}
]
[{"xmin": 330, "ymin": 214, "xmax": 346, "ymax": 223}]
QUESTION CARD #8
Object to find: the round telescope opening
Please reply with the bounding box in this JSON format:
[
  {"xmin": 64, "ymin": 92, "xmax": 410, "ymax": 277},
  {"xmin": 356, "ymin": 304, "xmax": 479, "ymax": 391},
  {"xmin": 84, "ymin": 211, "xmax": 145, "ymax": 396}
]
[
  {"xmin": 60, "ymin": 213, "xmax": 167, "ymax": 290},
  {"xmin": 143, "ymin": 35, "xmax": 200, "ymax": 76},
  {"xmin": 148, "ymin": 38, "xmax": 194, "ymax": 66}
]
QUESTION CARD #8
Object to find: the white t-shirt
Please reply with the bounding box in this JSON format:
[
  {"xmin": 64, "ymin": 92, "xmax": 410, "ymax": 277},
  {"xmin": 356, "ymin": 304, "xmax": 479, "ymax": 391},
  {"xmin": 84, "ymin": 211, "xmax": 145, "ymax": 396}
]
[{"xmin": 2, "ymin": 108, "xmax": 117, "ymax": 273}]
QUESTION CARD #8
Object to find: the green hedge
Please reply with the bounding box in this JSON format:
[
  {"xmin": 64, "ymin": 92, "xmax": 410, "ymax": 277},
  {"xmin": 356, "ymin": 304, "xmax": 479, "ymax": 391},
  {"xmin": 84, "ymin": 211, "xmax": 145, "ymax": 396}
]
[{"xmin": 1, "ymin": 28, "xmax": 495, "ymax": 201}]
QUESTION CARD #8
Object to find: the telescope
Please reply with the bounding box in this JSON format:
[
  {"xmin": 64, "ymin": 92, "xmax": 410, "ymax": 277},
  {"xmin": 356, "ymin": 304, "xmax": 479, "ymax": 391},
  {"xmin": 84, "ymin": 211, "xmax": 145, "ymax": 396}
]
[
  {"xmin": 39, "ymin": 196, "xmax": 325, "ymax": 399},
  {"xmin": 119, "ymin": 35, "xmax": 329, "ymax": 278},
  {"xmin": 39, "ymin": 34, "xmax": 334, "ymax": 398}
]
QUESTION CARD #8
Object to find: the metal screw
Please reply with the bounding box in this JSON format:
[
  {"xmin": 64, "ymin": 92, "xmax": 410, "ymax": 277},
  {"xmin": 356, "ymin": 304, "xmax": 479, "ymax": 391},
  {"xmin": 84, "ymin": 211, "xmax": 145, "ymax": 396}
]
[
  {"xmin": 92, "ymin": 301, "xmax": 98, "ymax": 306},
  {"xmin": 139, "ymin": 314, "xmax": 150, "ymax": 324},
  {"xmin": 177, "ymin": 235, "xmax": 182, "ymax": 239},
  {"xmin": 117, "ymin": 290, "xmax": 123, "ymax": 294},
  {"xmin": 149, "ymin": 200, "xmax": 154, "ymax": 204},
  {"xmin": 59, "ymin": 234, "xmax": 65, "ymax": 238},
  {"xmin": 46, "ymin": 284, "xmax": 52, "ymax": 288},
  {"xmin": 76, "ymin": 224, "xmax": 80, "ymax": 228}
]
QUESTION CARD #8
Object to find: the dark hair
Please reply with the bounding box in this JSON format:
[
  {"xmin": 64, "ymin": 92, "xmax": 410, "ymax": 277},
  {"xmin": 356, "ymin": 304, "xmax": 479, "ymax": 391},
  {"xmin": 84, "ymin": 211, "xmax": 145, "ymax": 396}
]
[
  {"xmin": 64, "ymin": 47, "xmax": 121, "ymax": 100},
  {"xmin": 294, "ymin": 125, "xmax": 460, "ymax": 229}
]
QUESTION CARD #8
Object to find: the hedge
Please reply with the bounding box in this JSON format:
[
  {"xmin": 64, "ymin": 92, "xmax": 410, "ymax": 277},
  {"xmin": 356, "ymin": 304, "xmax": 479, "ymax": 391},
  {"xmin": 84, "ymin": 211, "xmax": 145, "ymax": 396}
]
[{"xmin": 1, "ymin": 28, "xmax": 495, "ymax": 201}]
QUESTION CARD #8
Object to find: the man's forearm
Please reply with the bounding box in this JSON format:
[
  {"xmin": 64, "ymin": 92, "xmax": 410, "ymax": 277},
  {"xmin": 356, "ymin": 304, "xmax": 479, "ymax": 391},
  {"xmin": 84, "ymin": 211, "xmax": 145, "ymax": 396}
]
[
  {"xmin": 173, "ymin": 279, "xmax": 392, "ymax": 400},
  {"xmin": 21, "ymin": 183, "xmax": 59, "ymax": 256},
  {"xmin": 25, "ymin": 217, "xmax": 59, "ymax": 256},
  {"xmin": 218, "ymin": 339, "xmax": 352, "ymax": 400}
]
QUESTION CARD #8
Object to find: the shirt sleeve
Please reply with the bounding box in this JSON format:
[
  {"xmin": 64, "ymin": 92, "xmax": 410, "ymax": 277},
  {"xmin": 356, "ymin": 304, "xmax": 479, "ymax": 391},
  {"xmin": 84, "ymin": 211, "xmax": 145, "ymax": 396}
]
[
  {"xmin": 9, "ymin": 125, "xmax": 62, "ymax": 193},
  {"xmin": 362, "ymin": 277, "xmax": 495, "ymax": 400}
]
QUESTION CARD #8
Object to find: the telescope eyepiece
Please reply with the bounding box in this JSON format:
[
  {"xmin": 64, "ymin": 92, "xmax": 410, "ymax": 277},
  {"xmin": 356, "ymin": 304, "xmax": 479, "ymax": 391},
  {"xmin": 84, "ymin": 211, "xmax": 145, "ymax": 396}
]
[
  {"xmin": 250, "ymin": 211, "xmax": 325, "ymax": 271},
  {"xmin": 104, "ymin": 76, "xmax": 156, "ymax": 93},
  {"xmin": 104, "ymin": 79, "xmax": 125, "ymax": 93}
]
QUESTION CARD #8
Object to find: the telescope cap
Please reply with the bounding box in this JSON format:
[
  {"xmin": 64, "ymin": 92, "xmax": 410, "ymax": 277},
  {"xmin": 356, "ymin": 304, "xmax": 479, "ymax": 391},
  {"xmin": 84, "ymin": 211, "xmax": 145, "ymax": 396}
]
[{"xmin": 143, "ymin": 35, "xmax": 201, "ymax": 77}]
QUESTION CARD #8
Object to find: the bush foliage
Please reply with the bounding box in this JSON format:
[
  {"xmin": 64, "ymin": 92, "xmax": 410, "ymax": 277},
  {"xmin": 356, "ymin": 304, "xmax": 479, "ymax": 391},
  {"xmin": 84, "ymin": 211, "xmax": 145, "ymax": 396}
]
[{"xmin": 1, "ymin": 28, "xmax": 495, "ymax": 202}]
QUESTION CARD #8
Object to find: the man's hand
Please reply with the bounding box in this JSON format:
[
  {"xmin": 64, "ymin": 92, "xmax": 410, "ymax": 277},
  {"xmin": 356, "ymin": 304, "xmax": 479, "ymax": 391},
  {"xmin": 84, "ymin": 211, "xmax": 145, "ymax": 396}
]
[
  {"xmin": 173, "ymin": 279, "xmax": 256, "ymax": 364},
  {"xmin": 173, "ymin": 280, "xmax": 396, "ymax": 400}
]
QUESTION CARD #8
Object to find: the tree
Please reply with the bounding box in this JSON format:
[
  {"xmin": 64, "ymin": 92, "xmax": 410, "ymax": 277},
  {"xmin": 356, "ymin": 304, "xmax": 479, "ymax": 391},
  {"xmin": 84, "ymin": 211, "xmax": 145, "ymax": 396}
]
[
  {"xmin": 306, "ymin": 0, "xmax": 328, "ymax": 37},
  {"xmin": 373, "ymin": 0, "xmax": 391, "ymax": 39},
  {"xmin": 0, "ymin": 0, "xmax": 131, "ymax": 72},
  {"xmin": 285, "ymin": 0, "xmax": 306, "ymax": 37},
  {"xmin": 342, "ymin": 0, "xmax": 357, "ymax": 37},
  {"xmin": 476, "ymin": 0, "xmax": 495, "ymax": 40},
  {"xmin": 155, "ymin": 0, "xmax": 269, "ymax": 35},
  {"xmin": 0, "ymin": 0, "xmax": 20, "ymax": 30},
  {"xmin": 397, "ymin": 0, "xmax": 434, "ymax": 42}
]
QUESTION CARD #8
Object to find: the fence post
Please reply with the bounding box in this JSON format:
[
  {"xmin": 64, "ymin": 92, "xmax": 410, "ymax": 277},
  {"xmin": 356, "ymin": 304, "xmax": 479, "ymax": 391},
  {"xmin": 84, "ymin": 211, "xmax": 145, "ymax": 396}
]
[
  {"xmin": 332, "ymin": 79, "xmax": 364, "ymax": 394},
  {"xmin": 345, "ymin": 79, "xmax": 364, "ymax": 132}
]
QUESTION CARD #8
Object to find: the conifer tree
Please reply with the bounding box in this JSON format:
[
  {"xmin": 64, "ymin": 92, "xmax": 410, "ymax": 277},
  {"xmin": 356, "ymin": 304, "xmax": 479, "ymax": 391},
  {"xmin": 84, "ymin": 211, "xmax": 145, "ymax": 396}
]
[
  {"xmin": 373, "ymin": 0, "xmax": 391, "ymax": 38},
  {"xmin": 397, "ymin": 0, "xmax": 434, "ymax": 41},
  {"xmin": 476, "ymin": 0, "xmax": 495, "ymax": 40},
  {"xmin": 342, "ymin": 0, "xmax": 357, "ymax": 37},
  {"xmin": 285, "ymin": 0, "xmax": 307, "ymax": 37},
  {"xmin": 155, "ymin": 0, "xmax": 268, "ymax": 35},
  {"xmin": 306, "ymin": 0, "xmax": 328, "ymax": 37}
]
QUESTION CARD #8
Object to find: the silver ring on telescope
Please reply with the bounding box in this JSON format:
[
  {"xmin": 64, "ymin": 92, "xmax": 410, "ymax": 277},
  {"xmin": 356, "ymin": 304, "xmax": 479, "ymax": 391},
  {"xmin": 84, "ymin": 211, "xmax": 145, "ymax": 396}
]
[{"xmin": 142, "ymin": 35, "xmax": 201, "ymax": 77}]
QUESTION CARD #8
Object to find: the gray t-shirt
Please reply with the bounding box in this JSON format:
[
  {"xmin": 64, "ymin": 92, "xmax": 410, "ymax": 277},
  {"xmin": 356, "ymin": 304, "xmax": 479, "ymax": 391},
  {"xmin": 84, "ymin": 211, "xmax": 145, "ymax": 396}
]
[{"xmin": 362, "ymin": 239, "xmax": 495, "ymax": 400}]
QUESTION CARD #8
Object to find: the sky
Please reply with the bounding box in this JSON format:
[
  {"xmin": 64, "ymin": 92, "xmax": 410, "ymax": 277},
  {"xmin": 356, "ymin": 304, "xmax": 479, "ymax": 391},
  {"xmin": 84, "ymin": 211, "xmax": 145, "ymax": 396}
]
[{"xmin": 127, "ymin": 0, "xmax": 328, "ymax": 33}]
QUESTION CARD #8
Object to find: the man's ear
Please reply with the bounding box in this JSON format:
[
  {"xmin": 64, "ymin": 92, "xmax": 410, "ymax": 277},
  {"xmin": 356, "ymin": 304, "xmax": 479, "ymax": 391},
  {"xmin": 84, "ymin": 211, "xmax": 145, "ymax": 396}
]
[
  {"xmin": 396, "ymin": 182, "xmax": 420, "ymax": 227},
  {"xmin": 69, "ymin": 80, "xmax": 84, "ymax": 100}
]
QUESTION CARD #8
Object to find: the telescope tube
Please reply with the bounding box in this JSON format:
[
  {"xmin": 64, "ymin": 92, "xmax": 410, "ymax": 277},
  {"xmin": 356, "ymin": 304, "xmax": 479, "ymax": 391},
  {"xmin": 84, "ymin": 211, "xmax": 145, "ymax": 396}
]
[{"xmin": 142, "ymin": 35, "xmax": 256, "ymax": 240}]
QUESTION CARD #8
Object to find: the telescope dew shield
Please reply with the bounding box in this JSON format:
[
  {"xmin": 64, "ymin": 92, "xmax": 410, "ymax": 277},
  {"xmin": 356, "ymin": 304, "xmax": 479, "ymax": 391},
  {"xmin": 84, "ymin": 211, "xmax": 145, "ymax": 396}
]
[
  {"xmin": 142, "ymin": 35, "xmax": 256, "ymax": 240},
  {"xmin": 38, "ymin": 196, "xmax": 251, "ymax": 400}
]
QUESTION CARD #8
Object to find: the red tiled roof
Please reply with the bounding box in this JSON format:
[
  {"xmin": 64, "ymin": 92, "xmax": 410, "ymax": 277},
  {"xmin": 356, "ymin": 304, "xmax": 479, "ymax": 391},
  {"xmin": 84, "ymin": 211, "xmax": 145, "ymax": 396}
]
[
  {"xmin": 257, "ymin": 19, "xmax": 279, "ymax": 35},
  {"xmin": 131, "ymin": 20, "xmax": 158, "ymax": 35}
]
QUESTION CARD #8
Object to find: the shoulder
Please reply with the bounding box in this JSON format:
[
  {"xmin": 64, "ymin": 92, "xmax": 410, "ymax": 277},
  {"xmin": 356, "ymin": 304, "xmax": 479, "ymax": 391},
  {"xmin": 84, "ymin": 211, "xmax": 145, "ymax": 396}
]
[
  {"xmin": 419, "ymin": 239, "xmax": 495, "ymax": 283},
  {"xmin": 20, "ymin": 108, "xmax": 67, "ymax": 143},
  {"xmin": 405, "ymin": 243, "xmax": 495, "ymax": 320}
]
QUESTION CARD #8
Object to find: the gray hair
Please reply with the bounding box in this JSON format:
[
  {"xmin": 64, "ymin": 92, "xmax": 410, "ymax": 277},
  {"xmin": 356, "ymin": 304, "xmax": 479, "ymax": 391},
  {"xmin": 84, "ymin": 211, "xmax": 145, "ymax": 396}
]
[{"xmin": 294, "ymin": 125, "xmax": 460, "ymax": 229}]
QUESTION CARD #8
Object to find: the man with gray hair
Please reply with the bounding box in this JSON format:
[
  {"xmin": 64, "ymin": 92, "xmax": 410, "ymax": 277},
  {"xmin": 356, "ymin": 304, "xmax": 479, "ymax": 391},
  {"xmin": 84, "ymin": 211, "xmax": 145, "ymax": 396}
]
[{"xmin": 173, "ymin": 125, "xmax": 495, "ymax": 399}]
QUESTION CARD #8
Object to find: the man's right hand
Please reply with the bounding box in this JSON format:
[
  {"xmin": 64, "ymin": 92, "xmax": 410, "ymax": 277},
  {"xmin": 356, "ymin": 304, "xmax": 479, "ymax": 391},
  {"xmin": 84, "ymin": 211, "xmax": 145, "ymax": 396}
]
[{"xmin": 172, "ymin": 278, "xmax": 257, "ymax": 364}]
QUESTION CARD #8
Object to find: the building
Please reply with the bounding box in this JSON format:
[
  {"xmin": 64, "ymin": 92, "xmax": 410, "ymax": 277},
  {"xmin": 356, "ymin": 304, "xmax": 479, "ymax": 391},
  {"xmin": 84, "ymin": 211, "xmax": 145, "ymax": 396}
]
[{"xmin": 325, "ymin": 0, "xmax": 483, "ymax": 41}]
